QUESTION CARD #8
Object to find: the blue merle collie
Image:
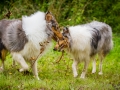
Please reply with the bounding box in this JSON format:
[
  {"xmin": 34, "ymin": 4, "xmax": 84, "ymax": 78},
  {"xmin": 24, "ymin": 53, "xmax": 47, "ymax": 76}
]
[
  {"xmin": 54, "ymin": 21, "xmax": 113, "ymax": 79},
  {"xmin": 0, "ymin": 11, "xmax": 56, "ymax": 80}
]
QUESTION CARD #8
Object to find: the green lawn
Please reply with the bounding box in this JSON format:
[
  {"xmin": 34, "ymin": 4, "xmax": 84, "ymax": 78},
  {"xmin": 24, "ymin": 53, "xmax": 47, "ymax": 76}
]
[{"xmin": 0, "ymin": 33, "xmax": 120, "ymax": 90}]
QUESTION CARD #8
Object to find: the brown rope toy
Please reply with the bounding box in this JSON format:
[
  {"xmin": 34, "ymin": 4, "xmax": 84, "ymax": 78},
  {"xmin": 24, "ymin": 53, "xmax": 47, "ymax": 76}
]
[
  {"xmin": 55, "ymin": 50, "xmax": 64, "ymax": 63},
  {"xmin": 30, "ymin": 41, "xmax": 49, "ymax": 66},
  {"xmin": 55, "ymin": 37, "xmax": 70, "ymax": 63},
  {"xmin": 45, "ymin": 11, "xmax": 69, "ymax": 63}
]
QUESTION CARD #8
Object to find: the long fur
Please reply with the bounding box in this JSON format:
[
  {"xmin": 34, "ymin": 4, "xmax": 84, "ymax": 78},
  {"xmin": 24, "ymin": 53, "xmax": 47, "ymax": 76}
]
[
  {"xmin": 62, "ymin": 21, "xmax": 113, "ymax": 78},
  {"xmin": 0, "ymin": 11, "xmax": 53, "ymax": 80}
]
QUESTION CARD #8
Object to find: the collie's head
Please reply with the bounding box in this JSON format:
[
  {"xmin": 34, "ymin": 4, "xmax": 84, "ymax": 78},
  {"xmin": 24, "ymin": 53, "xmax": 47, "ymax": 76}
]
[
  {"xmin": 54, "ymin": 27, "xmax": 71, "ymax": 51},
  {"xmin": 45, "ymin": 11, "xmax": 64, "ymax": 41},
  {"xmin": 45, "ymin": 11, "xmax": 71, "ymax": 52}
]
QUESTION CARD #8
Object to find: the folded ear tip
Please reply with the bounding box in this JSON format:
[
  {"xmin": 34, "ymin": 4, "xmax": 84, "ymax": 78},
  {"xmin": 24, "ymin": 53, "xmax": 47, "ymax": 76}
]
[
  {"xmin": 65, "ymin": 27, "xmax": 68, "ymax": 29},
  {"xmin": 46, "ymin": 11, "xmax": 49, "ymax": 15}
]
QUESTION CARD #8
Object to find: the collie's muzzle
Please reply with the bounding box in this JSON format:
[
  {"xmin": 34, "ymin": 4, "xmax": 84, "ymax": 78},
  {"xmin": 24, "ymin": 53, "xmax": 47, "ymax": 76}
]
[{"xmin": 54, "ymin": 27, "xmax": 71, "ymax": 52}]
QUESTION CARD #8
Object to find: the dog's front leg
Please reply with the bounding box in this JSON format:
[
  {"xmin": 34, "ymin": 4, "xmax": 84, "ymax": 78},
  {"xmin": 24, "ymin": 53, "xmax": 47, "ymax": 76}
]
[
  {"xmin": 80, "ymin": 58, "xmax": 90, "ymax": 79},
  {"xmin": 31, "ymin": 60, "xmax": 40, "ymax": 80},
  {"xmin": 72, "ymin": 60, "xmax": 78, "ymax": 77}
]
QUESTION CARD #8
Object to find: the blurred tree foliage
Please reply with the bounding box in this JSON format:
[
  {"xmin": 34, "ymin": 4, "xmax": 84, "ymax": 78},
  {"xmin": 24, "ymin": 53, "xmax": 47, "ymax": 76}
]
[{"xmin": 0, "ymin": 0, "xmax": 119, "ymax": 32}]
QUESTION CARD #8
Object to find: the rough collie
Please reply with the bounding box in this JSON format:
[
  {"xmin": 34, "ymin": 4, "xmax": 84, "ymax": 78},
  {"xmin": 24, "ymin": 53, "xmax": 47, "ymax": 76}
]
[
  {"xmin": 0, "ymin": 11, "xmax": 59, "ymax": 80},
  {"xmin": 54, "ymin": 21, "xmax": 113, "ymax": 78}
]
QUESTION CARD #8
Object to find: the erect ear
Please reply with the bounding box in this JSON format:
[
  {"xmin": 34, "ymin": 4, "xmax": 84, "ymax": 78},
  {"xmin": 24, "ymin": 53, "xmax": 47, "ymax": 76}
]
[
  {"xmin": 63, "ymin": 27, "xmax": 69, "ymax": 33},
  {"xmin": 45, "ymin": 11, "xmax": 52, "ymax": 22},
  {"xmin": 46, "ymin": 11, "xmax": 50, "ymax": 14},
  {"xmin": 66, "ymin": 27, "xmax": 69, "ymax": 33}
]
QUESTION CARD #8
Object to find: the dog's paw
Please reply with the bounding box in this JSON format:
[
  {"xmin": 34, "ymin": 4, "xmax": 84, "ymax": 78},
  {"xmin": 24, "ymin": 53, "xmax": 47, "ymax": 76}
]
[
  {"xmin": 33, "ymin": 76, "xmax": 40, "ymax": 80},
  {"xmin": 17, "ymin": 69, "xmax": 31, "ymax": 75},
  {"xmin": 73, "ymin": 73, "xmax": 78, "ymax": 78},
  {"xmin": 92, "ymin": 70, "xmax": 96, "ymax": 74},
  {"xmin": 80, "ymin": 75, "xmax": 85, "ymax": 79},
  {"xmin": 98, "ymin": 72, "xmax": 103, "ymax": 75},
  {"xmin": 80, "ymin": 72, "xmax": 85, "ymax": 79},
  {"xmin": 19, "ymin": 68, "xmax": 25, "ymax": 72}
]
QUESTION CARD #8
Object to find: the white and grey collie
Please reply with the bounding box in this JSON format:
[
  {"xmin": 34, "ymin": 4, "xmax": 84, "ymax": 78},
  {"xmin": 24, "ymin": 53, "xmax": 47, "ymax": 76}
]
[
  {"xmin": 0, "ymin": 11, "xmax": 56, "ymax": 80},
  {"xmin": 54, "ymin": 21, "xmax": 113, "ymax": 79}
]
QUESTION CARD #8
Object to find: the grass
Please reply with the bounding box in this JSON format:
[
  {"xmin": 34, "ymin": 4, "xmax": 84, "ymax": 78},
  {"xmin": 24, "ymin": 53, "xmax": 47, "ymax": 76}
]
[{"xmin": 0, "ymin": 33, "xmax": 120, "ymax": 90}]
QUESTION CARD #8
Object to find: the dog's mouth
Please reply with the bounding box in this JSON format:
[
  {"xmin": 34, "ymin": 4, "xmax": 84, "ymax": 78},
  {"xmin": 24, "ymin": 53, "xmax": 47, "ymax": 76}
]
[
  {"xmin": 53, "ymin": 44, "xmax": 65, "ymax": 52},
  {"xmin": 53, "ymin": 38, "xmax": 69, "ymax": 52},
  {"xmin": 45, "ymin": 11, "xmax": 70, "ymax": 52}
]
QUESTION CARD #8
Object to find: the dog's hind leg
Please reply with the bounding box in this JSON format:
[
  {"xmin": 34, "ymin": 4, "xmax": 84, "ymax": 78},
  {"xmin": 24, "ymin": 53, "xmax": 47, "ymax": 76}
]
[
  {"xmin": 0, "ymin": 60, "xmax": 4, "ymax": 71},
  {"xmin": 31, "ymin": 60, "xmax": 39, "ymax": 80},
  {"xmin": 98, "ymin": 53, "xmax": 104, "ymax": 75},
  {"xmin": 98, "ymin": 58, "xmax": 103, "ymax": 75},
  {"xmin": 72, "ymin": 60, "xmax": 79, "ymax": 78},
  {"xmin": 92, "ymin": 57, "xmax": 96, "ymax": 74},
  {"xmin": 0, "ymin": 49, "xmax": 7, "ymax": 71},
  {"xmin": 12, "ymin": 52, "xmax": 29, "ymax": 72}
]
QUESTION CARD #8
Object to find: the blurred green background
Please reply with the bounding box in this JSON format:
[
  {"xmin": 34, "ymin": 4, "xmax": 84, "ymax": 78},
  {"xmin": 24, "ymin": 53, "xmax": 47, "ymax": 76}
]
[
  {"xmin": 0, "ymin": 1, "xmax": 120, "ymax": 89},
  {"xmin": 0, "ymin": 0, "xmax": 119, "ymax": 32}
]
